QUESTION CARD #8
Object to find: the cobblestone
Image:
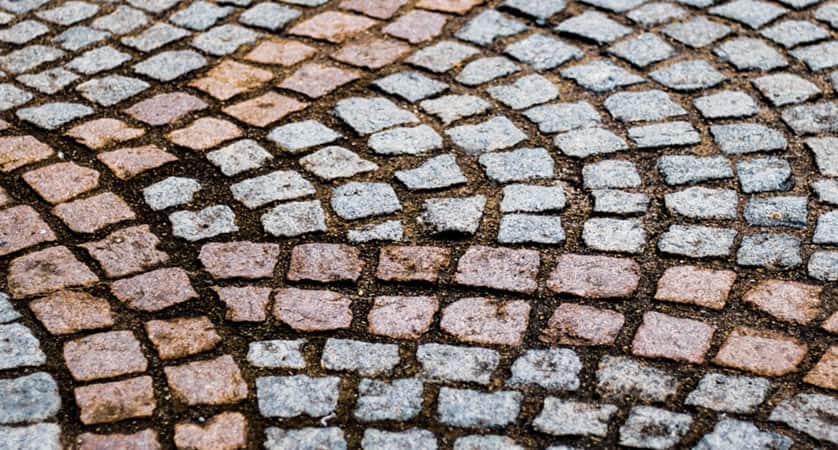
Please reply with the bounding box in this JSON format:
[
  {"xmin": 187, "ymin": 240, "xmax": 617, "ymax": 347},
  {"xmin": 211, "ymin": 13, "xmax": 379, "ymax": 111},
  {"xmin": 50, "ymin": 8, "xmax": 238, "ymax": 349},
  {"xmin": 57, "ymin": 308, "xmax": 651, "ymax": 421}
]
[
  {"xmin": 417, "ymin": 343, "xmax": 499, "ymax": 385},
  {"xmin": 0, "ymin": 323, "xmax": 47, "ymax": 370},
  {"xmin": 686, "ymin": 373, "xmax": 771, "ymax": 413},
  {"xmin": 257, "ymin": 375, "xmax": 338, "ymax": 417},
  {"xmin": 0, "ymin": 373, "xmax": 60, "ymax": 423},
  {"xmin": 534, "ymin": 399, "xmax": 617, "ymax": 437}
]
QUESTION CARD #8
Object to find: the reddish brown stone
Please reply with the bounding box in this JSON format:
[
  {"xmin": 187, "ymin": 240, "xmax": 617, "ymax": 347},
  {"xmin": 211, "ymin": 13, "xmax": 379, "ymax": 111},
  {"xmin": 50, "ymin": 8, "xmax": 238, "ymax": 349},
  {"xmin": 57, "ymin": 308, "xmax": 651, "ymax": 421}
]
[
  {"xmin": 289, "ymin": 11, "xmax": 377, "ymax": 43},
  {"xmin": 441, "ymin": 297, "xmax": 530, "ymax": 346},
  {"xmin": 340, "ymin": 0, "xmax": 407, "ymax": 18},
  {"xmin": 547, "ymin": 254, "xmax": 639, "ymax": 298},
  {"xmin": 244, "ymin": 39, "xmax": 317, "ymax": 66},
  {"xmin": 332, "ymin": 38, "xmax": 411, "ymax": 69},
  {"xmin": 213, "ymin": 286, "xmax": 272, "ymax": 322},
  {"xmin": 368, "ymin": 295, "xmax": 438, "ymax": 339},
  {"xmin": 53, "ymin": 192, "xmax": 135, "ymax": 233},
  {"xmin": 287, "ymin": 243, "xmax": 364, "ymax": 283},
  {"xmin": 0, "ymin": 135, "xmax": 53, "ymax": 172},
  {"xmin": 714, "ymin": 327, "xmax": 807, "ymax": 376},
  {"xmin": 145, "ymin": 316, "xmax": 221, "ymax": 360},
  {"xmin": 274, "ymin": 287, "xmax": 352, "ymax": 331},
  {"xmin": 167, "ymin": 118, "xmax": 242, "ymax": 151},
  {"xmin": 97, "ymin": 145, "xmax": 178, "ymax": 179},
  {"xmin": 743, "ymin": 279, "xmax": 822, "ymax": 324},
  {"xmin": 125, "ymin": 92, "xmax": 208, "ymax": 126},
  {"xmin": 376, "ymin": 245, "xmax": 450, "ymax": 282},
  {"xmin": 804, "ymin": 346, "xmax": 838, "ymax": 390},
  {"xmin": 279, "ymin": 63, "xmax": 362, "ymax": 98},
  {"xmin": 223, "ymin": 92, "xmax": 309, "ymax": 127},
  {"xmin": 454, "ymin": 245, "xmax": 540, "ymax": 293},
  {"xmin": 824, "ymin": 312, "xmax": 838, "ymax": 334},
  {"xmin": 199, "ymin": 241, "xmax": 280, "ymax": 280},
  {"xmin": 64, "ymin": 330, "xmax": 147, "ymax": 381},
  {"xmin": 654, "ymin": 265, "xmax": 736, "ymax": 310},
  {"xmin": 23, "ymin": 162, "xmax": 100, "ymax": 204},
  {"xmin": 30, "ymin": 290, "xmax": 113, "ymax": 335},
  {"xmin": 74, "ymin": 376, "xmax": 155, "ymax": 425},
  {"xmin": 78, "ymin": 429, "xmax": 161, "ymax": 450},
  {"xmin": 164, "ymin": 355, "xmax": 248, "ymax": 405},
  {"xmin": 0, "ymin": 205, "xmax": 55, "ymax": 257},
  {"xmin": 66, "ymin": 118, "xmax": 145, "ymax": 150},
  {"xmin": 189, "ymin": 60, "xmax": 273, "ymax": 100},
  {"xmin": 384, "ymin": 10, "xmax": 449, "ymax": 43},
  {"xmin": 417, "ymin": 0, "xmax": 485, "ymax": 14},
  {"xmin": 0, "ymin": 186, "xmax": 12, "ymax": 207},
  {"xmin": 8, "ymin": 246, "xmax": 98, "ymax": 298},
  {"xmin": 632, "ymin": 312, "xmax": 715, "ymax": 364},
  {"xmin": 174, "ymin": 412, "xmax": 247, "ymax": 450},
  {"xmin": 80, "ymin": 225, "xmax": 169, "ymax": 278},
  {"xmin": 111, "ymin": 267, "xmax": 198, "ymax": 312},
  {"xmin": 541, "ymin": 303, "xmax": 625, "ymax": 346}
]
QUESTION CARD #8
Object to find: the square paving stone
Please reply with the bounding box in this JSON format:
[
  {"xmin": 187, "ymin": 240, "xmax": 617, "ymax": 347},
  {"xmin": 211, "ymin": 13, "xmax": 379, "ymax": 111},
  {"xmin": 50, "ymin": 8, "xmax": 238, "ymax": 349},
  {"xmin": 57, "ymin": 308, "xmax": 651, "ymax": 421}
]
[
  {"xmin": 694, "ymin": 90, "xmax": 758, "ymax": 118},
  {"xmin": 383, "ymin": 10, "xmax": 448, "ymax": 43},
  {"xmin": 592, "ymin": 189, "xmax": 649, "ymax": 214},
  {"xmin": 709, "ymin": 0, "xmax": 787, "ymax": 29},
  {"xmin": 421, "ymin": 94, "xmax": 490, "ymax": 124},
  {"xmin": 268, "ymin": 120, "xmax": 341, "ymax": 153},
  {"xmin": 66, "ymin": 46, "xmax": 132, "ymax": 75},
  {"xmin": 533, "ymin": 398, "xmax": 616, "ymax": 437},
  {"xmin": 761, "ymin": 20, "xmax": 829, "ymax": 48},
  {"xmin": 340, "ymin": 0, "xmax": 407, "ymax": 19},
  {"xmin": 273, "ymin": 288, "xmax": 352, "ymax": 331},
  {"xmin": 0, "ymin": 324, "xmax": 47, "ymax": 370},
  {"xmin": 244, "ymin": 39, "xmax": 317, "ymax": 66},
  {"xmin": 655, "ymin": 265, "xmax": 736, "ymax": 310},
  {"xmin": 23, "ymin": 162, "xmax": 99, "ymax": 204},
  {"xmin": 0, "ymin": 45, "xmax": 65, "ymax": 74},
  {"xmin": 525, "ymin": 101, "xmax": 600, "ymax": 133},
  {"xmin": 711, "ymin": 123, "xmax": 786, "ymax": 154},
  {"xmin": 66, "ymin": 118, "xmax": 145, "ymax": 150},
  {"xmin": 419, "ymin": 195, "xmax": 485, "ymax": 234},
  {"xmin": 547, "ymin": 254, "xmax": 639, "ymax": 298},
  {"xmin": 92, "ymin": 5, "xmax": 148, "ymax": 34},
  {"xmin": 363, "ymin": 429, "xmax": 436, "ymax": 450},
  {"xmin": 165, "ymin": 355, "xmax": 248, "ymax": 405},
  {"xmin": 374, "ymin": 71, "xmax": 448, "ymax": 102},
  {"xmin": 499, "ymin": 214, "xmax": 565, "ymax": 244},
  {"xmin": 752, "ymin": 73, "xmax": 821, "ymax": 106},
  {"xmin": 447, "ymin": 116, "xmax": 526, "ymax": 154},
  {"xmin": 454, "ymin": 245, "xmax": 540, "ymax": 293},
  {"xmin": 457, "ymin": 56, "xmax": 520, "ymax": 86},
  {"xmin": 331, "ymin": 182, "xmax": 401, "ymax": 220},
  {"xmin": 53, "ymin": 192, "xmax": 135, "ymax": 234},
  {"xmin": 619, "ymin": 406, "xmax": 693, "ymax": 449},
  {"xmin": 583, "ymin": 218, "xmax": 646, "ymax": 254},
  {"xmin": 262, "ymin": 200, "xmax": 328, "ymax": 237},
  {"xmin": 37, "ymin": 1, "xmax": 99, "ymax": 25},
  {"xmin": 583, "ymin": 159, "xmax": 641, "ymax": 189},
  {"xmin": 80, "ymin": 225, "xmax": 169, "ymax": 278},
  {"xmin": 74, "ymin": 376, "xmax": 155, "ymax": 424},
  {"xmin": 395, "ymin": 154, "xmax": 466, "ymax": 190},
  {"xmin": 455, "ymin": 9, "xmax": 526, "ymax": 46},
  {"xmin": 561, "ymin": 60, "xmax": 645, "ymax": 93},
  {"xmin": 658, "ymin": 225, "xmax": 738, "ymax": 257},
  {"xmin": 744, "ymin": 279, "xmax": 822, "ymax": 324},
  {"xmin": 501, "ymin": 0, "xmax": 566, "ymax": 20},
  {"xmin": 541, "ymin": 303, "xmax": 624, "ymax": 346},
  {"xmin": 376, "ymin": 245, "xmax": 451, "ymax": 282},
  {"xmin": 792, "ymin": 41, "xmax": 838, "ymax": 71},
  {"xmin": 265, "ymin": 428, "xmax": 346, "ymax": 450},
  {"xmin": 488, "ymin": 74, "xmax": 559, "ymax": 109},
  {"xmin": 597, "ymin": 356, "xmax": 680, "ymax": 402},
  {"xmin": 650, "ymin": 60, "xmax": 726, "ymax": 91},
  {"xmin": 555, "ymin": 11, "xmax": 631, "ymax": 44},
  {"xmin": 685, "ymin": 373, "xmax": 771, "ymax": 413},
  {"xmin": 604, "ymin": 89, "xmax": 686, "ymax": 122},
  {"xmin": 0, "ymin": 84, "xmax": 32, "ymax": 111},
  {"xmin": 0, "ymin": 20, "xmax": 48, "ymax": 44},
  {"xmin": 406, "ymin": 40, "xmax": 479, "ymax": 73},
  {"xmin": 256, "ymin": 375, "xmax": 339, "ymax": 417},
  {"xmin": 63, "ymin": 331, "xmax": 147, "ymax": 381},
  {"xmin": 627, "ymin": 2, "xmax": 687, "ymax": 25},
  {"xmin": 368, "ymin": 295, "xmax": 438, "ymax": 339},
  {"xmin": 193, "ymin": 24, "xmax": 258, "ymax": 56},
  {"xmin": 437, "ymin": 388, "xmax": 521, "ymax": 427},
  {"xmin": 7, "ymin": 246, "xmax": 98, "ymax": 298},
  {"xmin": 479, "ymin": 147, "xmax": 554, "ymax": 182},
  {"xmin": 663, "ymin": 16, "xmax": 730, "ymax": 48},
  {"xmin": 223, "ymin": 92, "xmax": 308, "ymax": 127},
  {"xmin": 170, "ymin": 205, "xmax": 239, "ymax": 242},
  {"xmin": 505, "ymin": 33, "xmax": 582, "ymax": 70},
  {"xmin": 609, "ymin": 33, "xmax": 676, "ymax": 67},
  {"xmin": 441, "ymin": 297, "xmax": 530, "ymax": 346},
  {"xmin": 715, "ymin": 38, "xmax": 787, "ymax": 70},
  {"xmin": 17, "ymin": 102, "xmax": 93, "ymax": 130},
  {"xmin": 354, "ymin": 378, "xmax": 424, "ymax": 421},
  {"xmin": 53, "ymin": 26, "xmax": 109, "ymax": 51},
  {"xmin": 657, "ymin": 155, "xmax": 734, "ymax": 185},
  {"xmin": 77, "ymin": 75, "xmax": 149, "ymax": 106},
  {"xmin": 240, "ymin": 2, "xmax": 300, "ymax": 30},
  {"xmin": 737, "ymin": 233, "xmax": 802, "ymax": 268},
  {"xmin": 714, "ymin": 327, "xmax": 807, "ymax": 376},
  {"xmin": 17, "ymin": 68, "xmax": 79, "ymax": 95},
  {"xmin": 321, "ymin": 338, "xmax": 399, "ymax": 375},
  {"xmin": 782, "ymin": 101, "xmax": 838, "ymax": 135},
  {"xmin": 301, "ymin": 146, "xmax": 377, "ymax": 180},
  {"xmin": 168, "ymin": 117, "xmax": 242, "ymax": 151},
  {"xmin": 121, "ymin": 23, "xmax": 190, "ymax": 52},
  {"xmin": 417, "ymin": 343, "xmax": 499, "ymax": 385},
  {"xmin": 664, "ymin": 187, "xmax": 738, "ymax": 219},
  {"xmin": 369, "ymin": 125, "xmax": 442, "ymax": 155},
  {"xmin": 125, "ymin": 92, "xmax": 207, "ymax": 126},
  {"xmin": 629, "ymin": 121, "xmax": 701, "ymax": 148},
  {"xmin": 737, "ymin": 157, "xmax": 792, "ymax": 193},
  {"xmin": 134, "ymin": 50, "xmax": 206, "ymax": 81},
  {"xmin": 171, "ymin": 0, "xmax": 232, "ymax": 30},
  {"xmin": 190, "ymin": 60, "xmax": 273, "ymax": 101},
  {"xmin": 289, "ymin": 11, "xmax": 376, "ymax": 43},
  {"xmin": 334, "ymin": 97, "xmax": 418, "ymax": 135}
]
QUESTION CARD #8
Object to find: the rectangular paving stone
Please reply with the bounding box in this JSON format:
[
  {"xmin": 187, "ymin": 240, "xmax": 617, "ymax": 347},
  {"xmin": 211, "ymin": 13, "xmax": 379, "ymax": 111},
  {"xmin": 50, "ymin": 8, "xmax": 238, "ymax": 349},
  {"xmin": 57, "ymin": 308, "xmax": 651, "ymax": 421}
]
[
  {"xmin": 417, "ymin": 343, "xmax": 499, "ymax": 385},
  {"xmin": 63, "ymin": 331, "xmax": 147, "ymax": 381},
  {"xmin": 437, "ymin": 388, "xmax": 521, "ymax": 428},
  {"xmin": 655, "ymin": 265, "xmax": 736, "ymax": 310},
  {"xmin": 455, "ymin": 245, "xmax": 539, "ymax": 293},
  {"xmin": 321, "ymin": 338, "xmax": 400, "ymax": 376},
  {"xmin": 164, "ymin": 355, "xmax": 248, "ymax": 405},
  {"xmin": 534, "ymin": 398, "xmax": 617, "ymax": 437},
  {"xmin": 256, "ymin": 375, "xmax": 339, "ymax": 417}
]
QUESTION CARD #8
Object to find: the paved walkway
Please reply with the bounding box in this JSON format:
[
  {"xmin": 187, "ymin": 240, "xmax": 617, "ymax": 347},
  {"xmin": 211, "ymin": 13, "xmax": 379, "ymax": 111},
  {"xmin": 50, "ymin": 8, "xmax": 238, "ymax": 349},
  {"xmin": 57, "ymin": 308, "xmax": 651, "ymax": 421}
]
[{"xmin": 0, "ymin": 0, "xmax": 836, "ymax": 448}]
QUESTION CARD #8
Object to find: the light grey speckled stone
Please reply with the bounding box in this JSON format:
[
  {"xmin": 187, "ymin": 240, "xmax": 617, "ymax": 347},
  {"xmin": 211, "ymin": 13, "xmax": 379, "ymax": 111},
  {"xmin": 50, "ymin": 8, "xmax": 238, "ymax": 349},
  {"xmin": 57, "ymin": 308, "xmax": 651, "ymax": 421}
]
[
  {"xmin": 265, "ymin": 427, "xmax": 346, "ymax": 450},
  {"xmin": 629, "ymin": 121, "xmax": 701, "ymax": 148},
  {"xmin": 348, "ymin": 221, "xmax": 403, "ymax": 243},
  {"xmin": 694, "ymin": 419, "xmax": 792, "ymax": 450},
  {"xmin": 268, "ymin": 120, "xmax": 341, "ymax": 153},
  {"xmin": 769, "ymin": 394, "xmax": 838, "ymax": 445},
  {"xmin": 0, "ymin": 423, "xmax": 61, "ymax": 450},
  {"xmin": 504, "ymin": 33, "xmax": 582, "ymax": 70},
  {"xmin": 0, "ymin": 323, "xmax": 45, "ymax": 370},
  {"xmin": 420, "ymin": 95, "xmax": 491, "ymax": 125},
  {"xmin": 301, "ymin": 146, "xmax": 377, "ymax": 180},
  {"xmin": 447, "ymin": 116, "xmax": 526, "ymax": 154},
  {"xmin": 658, "ymin": 225, "xmax": 737, "ymax": 257},
  {"xmin": 417, "ymin": 343, "xmax": 499, "ymax": 385},
  {"xmin": 609, "ymin": 33, "xmax": 676, "ymax": 67},
  {"xmin": 335, "ymin": 97, "xmax": 418, "ymax": 135},
  {"xmin": 813, "ymin": 179, "xmax": 838, "ymax": 205},
  {"xmin": 362, "ymin": 428, "xmax": 436, "ymax": 450},
  {"xmin": 170, "ymin": 205, "xmax": 238, "ymax": 241},
  {"xmin": 143, "ymin": 177, "xmax": 200, "ymax": 211},
  {"xmin": 454, "ymin": 435, "xmax": 525, "ymax": 450},
  {"xmin": 808, "ymin": 251, "xmax": 838, "ymax": 281},
  {"xmin": 744, "ymin": 196, "xmax": 807, "ymax": 228},
  {"xmin": 593, "ymin": 190, "xmax": 649, "ymax": 214},
  {"xmin": 508, "ymin": 349, "xmax": 581, "ymax": 390},
  {"xmin": 0, "ymin": 372, "xmax": 60, "ymax": 423},
  {"xmin": 133, "ymin": 50, "xmax": 206, "ymax": 81},
  {"xmin": 498, "ymin": 214, "xmax": 565, "ymax": 244},
  {"xmin": 16, "ymin": 102, "xmax": 92, "ymax": 130},
  {"xmin": 583, "ymin": 218, "xmax": 646, "ymax": 253},
  {"xmin": 714, "ymin": 38, "xmax": 787, "ymax": 71},
  {"xmin": 488, "ymin": 74, "xmax": 558, "ymax": 109},
  {"xmin": 815, "ymin": 211, "xmax": 838, "ymax": 244},
  {"xmin": 657, "ymin": 155, "xmax": 734, "ymax": 185},
  {"xmin": 231, "ymin": 171, "xmax": 315, "ymax": 209},
  {"xmin": 534, "ymin": 398, "xmax": 617, "ymax": 437},
  {"xmin": 711, "ymin": 123, "xmax": 786, "ymax": 154},
  {"xmin": 256, "ymin": 375, "xmax": 339, "ymax": 418},
  {"xmin": 354, "ymin": 378, "xmax": 423, "ymax": 421},
  {"xmin": 650, "ymin": 60, "xmax": 726, "ymax": 91},
  {"xmin": 694, "ymin": 90, "xmax": 758, "ymax": 118},
  {"xmin": 248, "ymin": 339, "xmax": 306, "ymax": 369},
  {"xmin": 808, "ymin": 137, "xmax": 838, "ymax": 176},
  {"xmin": 456, "ymin": 56, "xmax": 519, "ymax": 86},
  {"xmin": 331, "ymin": 182, "xmax": 401, "ymax": 220},
  {"xmin": 665, "ymin": 187, "xmax": 737, "ymax": 219},
  {"xmin": 561, "ymin": 60, "xmax": 645, "ymax": 93},
  {"xmin": 605, "ymin": 89, "xmax": 685, "ymax": 122},
  {"xmin": 419, "ymin": 196, "xmax": 486, "ymax": 234},
  {"xmin": 321, "ymin": 339, "xmax": 399, "ymax": 376},
  {"xmin": 597, "ymin": 356, "xmax": 680, "ymax": 402},
  {"xmin": 525, "ymin": 101, "xmax": 600, "ymax": 133},
  {"xmin": 207, "ymin": 139, "xmax": 272, "ymax": 177},
  {"xmin": 369, "ymin": 125, "xmax": 442, "ymax": 155},
  {"xmin": 737, "ymin": 233, "xmax": 802, "ymax": 268},
  {"xmin": 396, "ymin": 154, "xmax": 466, "ymax": 190},
  {"xmin": 455, "ymin": 9, "xmax": 526, "ymax": 46},
  {"xmin": 737, "ymin": 158, "xmax": 792, "ymax": 193},
  {"xmin": 619, "ymin": 406, "xmax": 692, "ymax": 449},
  {"xmin": 479, "ymin": 147, "xmax": 554, "ymax": 182},
  {"xmin": 374, "ymin": 71, "xmax": 447, "ymax": 103},
  {"xmin": 261, "ymin": 200, "xmax": 327, "ymax": 237},
  {"xmin": 555, "ymin": 127, "xmax": 627, "ymax": 158},
  {"xmin": 0, "ymin": 293, "xmax": 20, "ymax": 324},
  {"xmin": 437, "ymin": 387, "xmax": 521, "ymax": 428},
  {"xmin": 583, "ymin": 160, "xmax": 641, "ymax": 189},
  {"xmin": 685, "ymin": 373, "xmax": 771, "ymax": 414},
  {"xmin": 782, "ymin": 101, "xmax": 838, "ymax": 135},
  {"xmin": 752, "ymin": 73, "xmax": 820, "ymax": 106},
  {"xmin": 501, "ymin": 184, "xmax": 567, "ymax": 213}
]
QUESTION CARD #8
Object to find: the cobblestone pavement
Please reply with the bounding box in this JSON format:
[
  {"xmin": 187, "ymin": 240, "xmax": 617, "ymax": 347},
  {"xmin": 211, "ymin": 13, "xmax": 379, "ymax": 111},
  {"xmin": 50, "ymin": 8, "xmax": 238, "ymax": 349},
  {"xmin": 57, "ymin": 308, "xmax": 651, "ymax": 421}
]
[{"xmin": 0, "ymin": 0, "xmax": 836, "ymax": 448}]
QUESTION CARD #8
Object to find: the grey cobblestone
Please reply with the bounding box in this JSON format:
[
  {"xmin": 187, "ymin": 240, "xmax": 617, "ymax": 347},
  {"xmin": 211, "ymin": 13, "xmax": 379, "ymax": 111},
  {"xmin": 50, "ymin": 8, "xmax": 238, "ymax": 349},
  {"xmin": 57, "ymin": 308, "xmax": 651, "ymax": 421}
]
[
  {"xmin": 534, "ymin": 398, "xmax": 617, "ymax": 437},
  {"xmin": 354, "ymin": 378, "xmax": 424, "ymax": 421},
  {"xmin": 417, "ymin": 343, "xmax": 499, "ymax": 385},
  {"xmin": 0, "ymin": 372, "xmax": 60, "ymax": 423},
  {"xmin": 597, "ymin": 356, "xmax": 680, "ymax": 402},
  {"xmin": 508, "ymin": 349, "xmax": 581, "ymax": 390},
  {"xmin": 321, "ymin": 339, "xmax": 399, "ymax": 376},
  {"xmin": 737, "ymin": 233, "xmax": 802, "ymax": 268},
  {"xmin": 265, "ymin": 427, "xmax": 346, "ymax": 450},
  {"xmin": 0, "ymin": 323, "xmax": 46, "ymax": 370},
  {"xmin": 247, "ymin": 339, "xmax": 307, "ymax": 369},
  {"xmin": 659, "ymin": 225, "xmax": 737, "ymax": 257},
  {"xmin": 437, "ymin": 388, "xmax": 521, "ymax": 428},
  {"xmin": 256, "ymin": 375, "xmax": 340, "ymax": 418},
  {"xmin": 686, "ymin": 373, "xmax": 772, "ymax": 414},
  {"xmin": 619, "ymin": 406, "xmax": 693, "ymax": 449}
]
